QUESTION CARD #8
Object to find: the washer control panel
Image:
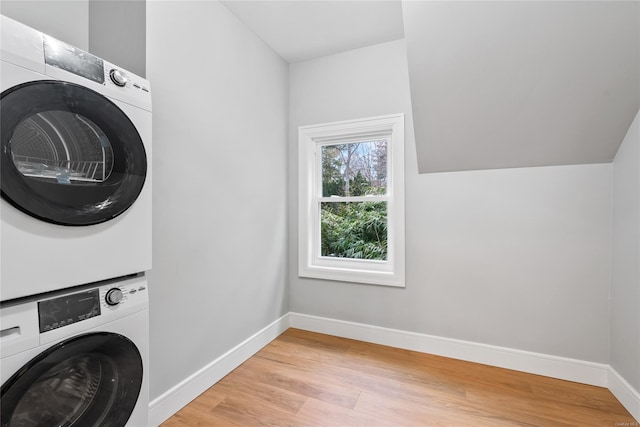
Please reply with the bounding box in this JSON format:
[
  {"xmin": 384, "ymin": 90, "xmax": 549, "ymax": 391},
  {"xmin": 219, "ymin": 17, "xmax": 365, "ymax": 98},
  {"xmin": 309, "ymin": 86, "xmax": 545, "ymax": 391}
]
[
  {"xmin": 38, "ymin": 288, "xmax": 101, "ymax": 333},
  {"xmin": 36, "ymin": 276, "xmax": 148, "ymax": 334}
]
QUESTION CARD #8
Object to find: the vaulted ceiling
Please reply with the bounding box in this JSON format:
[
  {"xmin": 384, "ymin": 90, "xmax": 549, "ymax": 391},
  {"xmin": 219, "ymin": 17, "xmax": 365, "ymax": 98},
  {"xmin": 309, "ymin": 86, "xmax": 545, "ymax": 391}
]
[
  {"xmin": 222, "ymin": 1, "xmax": 640, "ymax": 173},
  {"xmin": 404, "ymin": 1, "xmax": 640, "ymax": 173}
]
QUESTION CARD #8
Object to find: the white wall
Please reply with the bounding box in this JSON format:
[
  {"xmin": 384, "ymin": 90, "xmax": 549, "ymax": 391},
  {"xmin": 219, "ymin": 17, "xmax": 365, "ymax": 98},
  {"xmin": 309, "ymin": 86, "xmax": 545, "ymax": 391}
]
[
  {"xmin": 611, "ymin": 110, "xmax": 640, "ymax": 391},
  {"xmin": 89, "ymin": 0, "xmax": 146, "ymax": 77},
  {"xmin": 147, "ymin": 0, "xmax": 288, "ymax": 402},
  {"xmin": 1, "ymin": 1, "xmax": 89, "ymax": 50},
  {"xmin": 289, "ymin": 40, "xmax": 612, "ymax": 363}
]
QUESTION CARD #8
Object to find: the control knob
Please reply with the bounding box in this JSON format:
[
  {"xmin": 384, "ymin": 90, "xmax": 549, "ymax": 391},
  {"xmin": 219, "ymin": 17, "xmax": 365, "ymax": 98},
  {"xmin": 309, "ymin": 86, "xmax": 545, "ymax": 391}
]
[
  {"xmin": 109, "ymin": 69, "xmax": 127, "ymax": 87},
  {"xmin": 105, "ymin": 288, "xmax": 123, "ymax": 306}
]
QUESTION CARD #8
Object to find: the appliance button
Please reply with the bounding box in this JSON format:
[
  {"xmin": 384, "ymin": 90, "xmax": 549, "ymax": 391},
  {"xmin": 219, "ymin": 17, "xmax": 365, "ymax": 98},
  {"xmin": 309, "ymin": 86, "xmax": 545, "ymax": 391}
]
[
  {"xmin": 109, "ymin": 69, "xmax": 127, "ymax": 87},
  {"xmin": 105, "ymin": 288, "xmax": 123, "ymax": 305}
]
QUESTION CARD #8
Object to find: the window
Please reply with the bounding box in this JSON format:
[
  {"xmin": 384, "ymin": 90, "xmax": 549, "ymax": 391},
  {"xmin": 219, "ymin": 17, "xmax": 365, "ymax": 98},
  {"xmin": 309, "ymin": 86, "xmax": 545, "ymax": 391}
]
[{"xmin": 298, "ymin": 114, "xmax": 405, "ymax": 287}]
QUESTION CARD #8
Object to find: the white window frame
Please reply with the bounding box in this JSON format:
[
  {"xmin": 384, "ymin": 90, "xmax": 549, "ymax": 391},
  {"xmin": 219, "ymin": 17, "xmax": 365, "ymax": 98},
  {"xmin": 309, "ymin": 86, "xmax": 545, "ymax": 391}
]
[{"xmin": 298, "ymin": 114, "xmax": 405, "ymax": 287}]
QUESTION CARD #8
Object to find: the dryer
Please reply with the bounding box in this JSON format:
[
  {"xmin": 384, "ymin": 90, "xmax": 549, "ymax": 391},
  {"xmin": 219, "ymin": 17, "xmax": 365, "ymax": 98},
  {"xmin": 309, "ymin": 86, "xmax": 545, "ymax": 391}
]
[
  {"xmin": 0, "ymin": 274, "xmax": 149, "ymax": 426},
  {"xmin": 0, "ymin": 16, "xmax": 152, "ymax": 301}
]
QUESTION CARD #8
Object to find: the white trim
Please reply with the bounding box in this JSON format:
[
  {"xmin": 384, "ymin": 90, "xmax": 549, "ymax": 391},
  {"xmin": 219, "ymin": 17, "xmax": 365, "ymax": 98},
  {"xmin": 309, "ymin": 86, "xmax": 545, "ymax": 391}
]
[
  {"xmin": 298, "ymin": 114, "xmax": 405, "ymax": 287},
  {"xmin": 148, "ymin": 313, "xmax": 639, "ymax": 424},
  {"xmin": 608, "ymin": 366, "xmax": 640, "ymax": 422},
  {"xmin": 148, "ymin": 314, "xmax": 290, "ymax": 426},
  {"xmin": 288, "ymin": 312, "xmax": 609, "ymax": 387}
]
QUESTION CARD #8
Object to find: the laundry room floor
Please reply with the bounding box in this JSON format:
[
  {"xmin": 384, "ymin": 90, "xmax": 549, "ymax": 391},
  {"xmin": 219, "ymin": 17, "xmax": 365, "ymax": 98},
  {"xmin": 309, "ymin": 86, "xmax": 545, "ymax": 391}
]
[{"xmin": 162, "ymin": 328, "xmax": 636, "ymax": 426}]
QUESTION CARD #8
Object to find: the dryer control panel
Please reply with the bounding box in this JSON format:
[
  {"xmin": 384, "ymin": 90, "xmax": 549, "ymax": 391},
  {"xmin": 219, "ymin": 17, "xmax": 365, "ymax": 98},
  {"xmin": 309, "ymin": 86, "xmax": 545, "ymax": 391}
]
[{"xmin": 43, "ymin": 35, "xmax": 105, "ymax": 84}]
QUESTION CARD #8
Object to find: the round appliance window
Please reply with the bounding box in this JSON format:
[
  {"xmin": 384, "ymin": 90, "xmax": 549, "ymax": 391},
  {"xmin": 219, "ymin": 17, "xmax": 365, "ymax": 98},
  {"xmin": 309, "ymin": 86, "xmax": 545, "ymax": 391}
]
[
  {"xmin": 0, "ymin": 81, "xmax": 147, "ymax": 226},
  {"xmin": 0, "ymin": 332, "xmax": 143, "ymax": 427},
  {"xmin": 10, "ymin": 110, "xmax": 115, "ymax": 183}
]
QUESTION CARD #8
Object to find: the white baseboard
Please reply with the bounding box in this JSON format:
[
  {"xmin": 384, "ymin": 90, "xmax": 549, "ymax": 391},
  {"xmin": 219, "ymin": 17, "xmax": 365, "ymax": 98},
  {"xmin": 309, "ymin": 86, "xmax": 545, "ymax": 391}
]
[
  {"xmin": 288, "ymin": 312, "xmax": 609, "ymax": 388},
  {"xmin": 149, "ymin": 312, "xmax": 639, "ymax": 425},
  {"xmin": 148, "ymin": 313, "xmax": 290, "ymax": 426},
  {"xmin": 608, "ymin": 367, "xmax": 640, "ymax": 422}
]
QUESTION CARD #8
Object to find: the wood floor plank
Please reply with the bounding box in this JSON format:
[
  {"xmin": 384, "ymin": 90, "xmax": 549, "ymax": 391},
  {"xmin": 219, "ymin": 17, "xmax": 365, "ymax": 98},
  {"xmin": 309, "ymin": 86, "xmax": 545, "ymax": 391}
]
[
  {"xmin": 529, "ymin": 381, "xmax": 633, "ymax": 416},
  {"xmin": 184, "ymin": 387, "xmax": 226, "ymax": 415},
  {"xmin": 240, "ymin": 355, "xmax": 361, "ymax": 409},
  {"xmin": 296, "ymin": 397, "xmax": 405, "ymax": 427},
  {"xmin": 354, "ymin": 390, "xmax": 531, "ymax": 427},
  {"xmin": 206, "ymin": 389, "xmax": 320, "ymax": 427},
  {"xmin": 464, "ymin": 386, "xmax": 583, "ymax": 427},
  {"xmin": 161, "ymin": 328, "xmax": 637, "ymax": 426},
  {"xmin": 167, "ymin": 406, "xmax": 245, "ymax": 427},
  {"xmin": 214, "ymin": 370, "xmax": 307, "ymax": 414}
]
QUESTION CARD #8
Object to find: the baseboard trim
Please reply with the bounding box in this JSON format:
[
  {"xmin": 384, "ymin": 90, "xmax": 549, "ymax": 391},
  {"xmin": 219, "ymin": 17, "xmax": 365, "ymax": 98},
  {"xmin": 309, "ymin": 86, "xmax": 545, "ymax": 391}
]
[
  {"xmin": 288, "ymin": 312, "xmax": 609, "ymax": 388},
  {"xmin": 149, "ymin": 312, "xmax": 639, "ymax": 425},
  {"xmin": 608, "ymin": 366, "xmax": 640, "ymax": 422},
  {"xmin": 148, "ymin": 313, "xmax": 290, "ymax": 426}
]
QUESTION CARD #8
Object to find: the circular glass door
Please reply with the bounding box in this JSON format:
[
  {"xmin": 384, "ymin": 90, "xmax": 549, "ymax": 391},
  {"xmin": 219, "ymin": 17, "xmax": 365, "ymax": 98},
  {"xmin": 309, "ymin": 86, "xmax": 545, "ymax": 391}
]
[
  {"xmin": 0, "ymin": 81, "xmax": 147, "ymax": 226},
  {"xmin": 1, "ymin": 332, "xmax": 143, "ymax": 427}
]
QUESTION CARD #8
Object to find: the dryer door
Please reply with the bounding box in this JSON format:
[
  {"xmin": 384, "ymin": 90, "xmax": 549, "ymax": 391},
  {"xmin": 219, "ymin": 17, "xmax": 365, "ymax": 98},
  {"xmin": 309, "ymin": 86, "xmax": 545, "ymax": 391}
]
[
  {"xmin": 0, "ymin": 332, "xmax": 143, "ymax": 427},
  {"xmin": 0, "ymin": 80, "xmax": 147, "ymax": 226}
]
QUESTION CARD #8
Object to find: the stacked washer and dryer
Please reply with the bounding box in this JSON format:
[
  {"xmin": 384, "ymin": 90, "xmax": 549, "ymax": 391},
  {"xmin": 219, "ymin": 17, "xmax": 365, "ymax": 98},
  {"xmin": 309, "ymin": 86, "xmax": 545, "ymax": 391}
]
[{"xmin": 0, "ymin": 16, "xmax": 151, "ymax": 427}]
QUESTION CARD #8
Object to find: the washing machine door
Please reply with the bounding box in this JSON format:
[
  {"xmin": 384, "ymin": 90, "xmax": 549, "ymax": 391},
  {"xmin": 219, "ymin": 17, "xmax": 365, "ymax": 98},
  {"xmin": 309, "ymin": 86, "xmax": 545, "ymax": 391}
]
[
  {"xmin": 0, "ymin": 332, "xmax": 143, "ymax": 427},
  {"xmin": 0, "ymin": 80, "xmax": 147, "ymax": 226}
]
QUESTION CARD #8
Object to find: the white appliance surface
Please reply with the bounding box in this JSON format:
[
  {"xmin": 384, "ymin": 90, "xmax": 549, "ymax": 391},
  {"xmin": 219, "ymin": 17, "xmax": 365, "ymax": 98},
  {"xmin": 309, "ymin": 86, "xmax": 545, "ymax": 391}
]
[
  {"xmin": 0, "ymin": 15, "xmax": 152, "ymax": 301},
  {"xmin": 0, "ymin": 275, "xmax": 150, "ymax": 427}
]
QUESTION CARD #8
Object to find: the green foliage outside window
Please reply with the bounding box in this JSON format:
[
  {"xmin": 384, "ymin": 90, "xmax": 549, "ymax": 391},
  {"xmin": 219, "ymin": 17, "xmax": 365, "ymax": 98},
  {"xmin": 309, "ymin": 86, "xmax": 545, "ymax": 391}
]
[
  {"xmin": 321, "ymin": 202, "xmax": 387, "ymax": 260},
  {"xmin": 320, "ymin": 140, "xmax": 388, "ymax": 260}
]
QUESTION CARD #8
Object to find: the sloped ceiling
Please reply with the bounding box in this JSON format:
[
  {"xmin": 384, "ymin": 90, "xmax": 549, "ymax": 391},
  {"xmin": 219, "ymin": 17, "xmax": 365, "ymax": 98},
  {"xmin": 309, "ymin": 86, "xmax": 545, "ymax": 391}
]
[
  {"xmin": 403, "ymin": 1, "xmax": 640, "ymax": 173},
  {"xmin": 222, "ymin": 1, "xmax": 639, "ymax": 173}
]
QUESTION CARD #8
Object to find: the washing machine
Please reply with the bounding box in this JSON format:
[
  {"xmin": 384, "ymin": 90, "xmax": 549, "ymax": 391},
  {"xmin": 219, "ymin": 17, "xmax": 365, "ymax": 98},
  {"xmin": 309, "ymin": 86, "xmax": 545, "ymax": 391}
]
[
  {"xmin": 0, "ymin": 274, "xmax": 149, "ymax": 426},
  {"xmin": 0, "ymin": 15, "xmax": 152, "ymax": 302}
]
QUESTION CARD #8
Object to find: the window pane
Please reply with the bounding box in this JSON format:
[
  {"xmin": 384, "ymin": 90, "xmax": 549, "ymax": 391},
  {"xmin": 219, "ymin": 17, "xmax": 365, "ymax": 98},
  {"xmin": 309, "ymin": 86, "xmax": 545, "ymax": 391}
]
[
  {"xmin": 320, "ymin": 202, "xmax": 387, "ymax": 260},
  {"xmin": 321, "ymin": 140, "xmax": 387, "ymax": 197}
]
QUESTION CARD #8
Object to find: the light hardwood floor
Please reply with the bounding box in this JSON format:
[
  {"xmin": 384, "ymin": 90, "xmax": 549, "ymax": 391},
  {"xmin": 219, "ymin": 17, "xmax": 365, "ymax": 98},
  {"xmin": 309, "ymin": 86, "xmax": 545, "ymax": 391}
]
[{"xmin": 162, "ymin": 328, "xmax": 637, "ymax": 426}]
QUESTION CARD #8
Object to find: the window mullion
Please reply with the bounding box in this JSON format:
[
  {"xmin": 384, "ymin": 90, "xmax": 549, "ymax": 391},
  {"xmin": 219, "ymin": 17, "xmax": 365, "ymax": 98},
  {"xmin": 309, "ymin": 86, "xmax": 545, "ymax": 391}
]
[{"xmin": 317, "ymin": 196, "xmax": 389, "ymax": 203}]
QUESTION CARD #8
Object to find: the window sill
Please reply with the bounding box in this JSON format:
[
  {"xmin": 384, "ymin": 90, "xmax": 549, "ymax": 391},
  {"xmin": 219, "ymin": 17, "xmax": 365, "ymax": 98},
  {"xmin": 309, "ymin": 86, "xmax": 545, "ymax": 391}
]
[{"xmin": 299, "ymin": 264, "xmax": 405, "ymax": 287}]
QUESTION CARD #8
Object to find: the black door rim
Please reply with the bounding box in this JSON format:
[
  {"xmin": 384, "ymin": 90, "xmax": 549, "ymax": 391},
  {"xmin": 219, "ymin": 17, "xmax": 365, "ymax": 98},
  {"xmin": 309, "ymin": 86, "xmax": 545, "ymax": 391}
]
[
  {"xmin": 0, "ymin": 332, "xmax": 143, "ymax": 427},
  {"xmin": 0, "ymin": 80, "xmax": 147, "ymax": 226}
]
